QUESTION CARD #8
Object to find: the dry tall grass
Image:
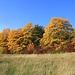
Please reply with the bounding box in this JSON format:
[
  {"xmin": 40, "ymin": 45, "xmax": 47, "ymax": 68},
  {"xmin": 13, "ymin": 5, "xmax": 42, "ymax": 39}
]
[{"xmin": 0, "ymin": 53, "xmax": 75, "ymax": 75}]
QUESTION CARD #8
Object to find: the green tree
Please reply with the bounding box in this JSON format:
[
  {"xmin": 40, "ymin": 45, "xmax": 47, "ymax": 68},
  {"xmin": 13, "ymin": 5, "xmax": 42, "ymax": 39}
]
[{"xmin": 31, "ymin": 25, "xmax": 44, "ymax": 46}]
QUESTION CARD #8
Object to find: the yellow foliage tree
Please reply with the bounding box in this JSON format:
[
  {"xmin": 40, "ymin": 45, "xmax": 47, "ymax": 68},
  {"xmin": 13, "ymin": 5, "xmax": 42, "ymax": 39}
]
[
  {"xmin": 7, "ymin": 29, "xmax": 23, "ymax": 53},
  {"xmin": 0, "ymin": 28, "xmax": 10, "ymax": 50},
  {"xmin": 40, "ymin": 17, "xmax": 73, "ymax": 48},
  {"xmin": 7, "ymin": 23, "xmax": 34, "ymax": 53},
  {"xmin": 22, "ymin": 22, "xmax": 34, "ymax": 46}
]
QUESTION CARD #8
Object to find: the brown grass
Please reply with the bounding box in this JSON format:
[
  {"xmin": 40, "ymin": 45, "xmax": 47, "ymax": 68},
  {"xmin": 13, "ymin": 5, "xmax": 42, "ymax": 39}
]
[{"xmin": 0, "ymin": 53, "xmax": 75, "ymax": 75}]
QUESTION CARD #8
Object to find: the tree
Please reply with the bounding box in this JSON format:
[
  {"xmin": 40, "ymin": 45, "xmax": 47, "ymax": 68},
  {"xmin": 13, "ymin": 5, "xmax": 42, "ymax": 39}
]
[
  {"xmin": 70, "ymin": 29, "xmax": 75, "ymax": 40},
  {"xmin": 31, "ymin": 25, "xmax": 44, "ymax": 46},
  {"xmin": 7, "ymin": 29, "xmax": 23, "ymax": 53},
  {"xmin": 40, "ymin": 17, "xmax": 74, "ymax": 48},
  {"xmin": 7, "ymin": 23, "xmax": 34, "ymax": 53},
  {"xmin": 0, "ymin": 28, "xmax": 10, "ymax": 50},
  {"xmin": 21, "ymin": 22, "xmax": 34, "ymax": 46}
]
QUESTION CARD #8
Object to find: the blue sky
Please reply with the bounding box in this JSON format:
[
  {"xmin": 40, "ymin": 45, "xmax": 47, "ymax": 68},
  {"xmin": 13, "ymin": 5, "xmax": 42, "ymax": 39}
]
[{"xmin": 0, "ymin": 0, "xmax": 75, "ymax": 32}]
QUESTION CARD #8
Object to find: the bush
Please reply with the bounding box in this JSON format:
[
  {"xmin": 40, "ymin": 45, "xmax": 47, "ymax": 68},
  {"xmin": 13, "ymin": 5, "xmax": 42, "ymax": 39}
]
[
  {"xmin": 27, "ymin": 43, "xmax": 35, "ymax": 51},
  {"xmin": 4, "ymin": 47, "xmax": 11, "ymax": 54},
  {"xmin": 47, "ymin": 45, "xmax": 66, "ymax": 54},
  {"xmin": 47, "ymin": 46, "xmax": 56, "ymax": 53},
  {"xmin": 65, "ymin": 44, "xmax": 74, "ymax": 52},
  {"xmin": 0, "ymin": 47, "xmax": 4, "ymax": 54},
  {"xmin": 23, "ymin": 49, "xmax": 28, "ymax": 54}
]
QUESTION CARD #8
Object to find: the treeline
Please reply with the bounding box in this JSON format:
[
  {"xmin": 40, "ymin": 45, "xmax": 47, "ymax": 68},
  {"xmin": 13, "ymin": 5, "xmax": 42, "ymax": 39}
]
[{"xmin": 0, "ymin": 17, "xmax": 75, "ymax": 54}]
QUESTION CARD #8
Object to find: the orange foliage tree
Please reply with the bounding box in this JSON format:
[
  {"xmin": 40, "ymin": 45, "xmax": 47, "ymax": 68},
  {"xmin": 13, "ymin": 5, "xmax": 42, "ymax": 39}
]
[
  {"xmin": 40, "ymin": 17, "xmax": 74, "ymax": 49},
  {"xmin": 7, "ymin": 23, "xmax": 34, "ymax": 53},
  {"xmin": 21, "ymin": 22, "xmax": 34, "ymax": 46},
  {"xmin": 7, "ymin": 29, "xmax": 23, "ymax": 53},
  {"xmin": 0, "ymin": 28, "xmax": 10, "ymax": 51}
]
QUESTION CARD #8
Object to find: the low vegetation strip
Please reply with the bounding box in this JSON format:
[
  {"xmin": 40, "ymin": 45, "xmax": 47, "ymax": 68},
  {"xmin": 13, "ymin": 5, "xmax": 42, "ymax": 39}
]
[{"xmin": 0, "ymin": 53, "xmax": 75, "ymax": 75}]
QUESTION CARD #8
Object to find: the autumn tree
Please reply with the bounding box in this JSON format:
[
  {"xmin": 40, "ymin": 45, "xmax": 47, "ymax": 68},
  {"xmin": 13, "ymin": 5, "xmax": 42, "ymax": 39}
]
[
  {"xmin": 22, "ymin": 22, "xmax": 34, "ymax": 46},
  {"xmin": 40, "ymin": 17, "xmax": 74, "ymax": 48},
  {"xmin": 70, "ymin": 29, "xmax": 75, "ymax": 40},
  {"xmin": 7, "ymin": 23, "xmax": 34, "ymax": 53},
  {"xmin": 7, "ymin": 29, "xmax": 23, "ymax": 53},
  {"xmin": 0, "ymin": 28, "xmax": 10, "ymax": 50}
]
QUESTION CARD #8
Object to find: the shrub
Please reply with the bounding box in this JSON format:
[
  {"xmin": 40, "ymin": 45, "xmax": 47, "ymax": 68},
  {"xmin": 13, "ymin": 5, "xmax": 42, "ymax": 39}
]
[
  {"xmin": 34, "ymin": 46, "xmax": 46, "ymax": 54},
  {"xmin": 23, "ymin": 49, "xmax": 28, "ymax": 54},
  {"xmin": 4, "ymin": 47, "xmax": 11, "ymax": 54},
  {"xmin": 47, "ymin": 46, "xmax": 56, "ymax": 53},
  {"xmin": 65, "ymin": 44, "xmax": 74, "ymax": 52},
  {"xmin": 27, "ymin": 43, "xmax": 35, "ymax": 51},
  {"xmin": 0, "ymin": 47, "xmax": 4, "ymax": 54}
]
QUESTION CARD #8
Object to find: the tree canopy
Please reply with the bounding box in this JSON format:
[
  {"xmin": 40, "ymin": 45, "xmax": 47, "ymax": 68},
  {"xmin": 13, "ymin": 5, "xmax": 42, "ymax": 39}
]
[
  {"xmin": 0, "ymin": 17, "xmax": 75, "ymax": 54},
  {"xmin": 40, "ymin": 18, "xmax": 74, "ymax": 47}
]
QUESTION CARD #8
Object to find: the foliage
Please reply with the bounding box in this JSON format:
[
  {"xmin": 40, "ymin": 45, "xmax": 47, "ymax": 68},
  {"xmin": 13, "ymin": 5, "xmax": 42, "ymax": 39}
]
[
  {"xmin": 71, "ymin": 38, "xmax": 75, "ymax": 45},
  {"xmin": 3, "ymin": 47, "xmax": 11, "ymax": 54},
  {"xmin": 40, "ymin": 17, "xmax": 73, "ymax": 48},
  {"xmin": 65, "ymin": 44, "xmax": 74, "ymax": 52},
  {"xmin": 0, "ymin": 28, "xmax": 10, "ymax": 48},
  {"xmin": 70, "ymin": 30, "xmax": 75, "ymax": 39},
  {"xmin": 31, "ymin": 25, "xmax": 44, "ymax": 46},
  {"xmin": 35, "ymin": 46, "xmax": 46, "ymax": 54},
  {"xmin": 0, "ymin": 17, "xmax": 75, "ymax": 54},
  {"xmin": 27, "ymin": 43, "xmax": 35, "ymax": 51},
  {"xmin": 21, "ymin": 22, "xmax": 34, "ymax": 46},
  {"xmin": 22, "ymin": 23, "xmax": 33, "ymax": 38},
  {"xmin": 7, "ymin": 29, "xmax": 23, "ymax": 53}
]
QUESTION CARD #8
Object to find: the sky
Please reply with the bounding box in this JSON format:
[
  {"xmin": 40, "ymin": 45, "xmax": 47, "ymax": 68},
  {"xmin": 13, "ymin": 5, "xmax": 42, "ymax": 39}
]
[{"xmin": 0, "ymin": 0, "xmax": 75, "ymax": 32}]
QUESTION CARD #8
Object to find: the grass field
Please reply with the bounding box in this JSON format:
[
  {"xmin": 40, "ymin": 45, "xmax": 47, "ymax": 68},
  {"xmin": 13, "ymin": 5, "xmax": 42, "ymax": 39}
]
[{"xmin": 0, "ymin": 53, "xmax": 75, "ymax": 75}]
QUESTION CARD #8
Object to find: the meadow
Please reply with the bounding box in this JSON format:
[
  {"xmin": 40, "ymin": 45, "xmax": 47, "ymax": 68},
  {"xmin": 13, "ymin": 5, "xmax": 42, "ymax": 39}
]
[{"xmin": 0, "ymin": 53, "xmax": 75, "ymax": 75}]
